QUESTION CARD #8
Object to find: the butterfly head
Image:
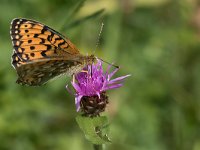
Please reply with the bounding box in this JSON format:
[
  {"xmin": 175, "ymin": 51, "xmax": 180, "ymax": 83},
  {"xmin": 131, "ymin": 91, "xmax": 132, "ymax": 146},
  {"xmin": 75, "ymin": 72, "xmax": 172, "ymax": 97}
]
[{"xmin": 85, "ymin": 54, "xmax": 96, "ymax": 65}]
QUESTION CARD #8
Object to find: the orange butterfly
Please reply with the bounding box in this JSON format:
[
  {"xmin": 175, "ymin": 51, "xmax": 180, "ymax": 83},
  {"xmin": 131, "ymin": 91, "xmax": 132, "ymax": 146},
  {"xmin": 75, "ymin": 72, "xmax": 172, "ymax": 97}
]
[{"xmin": 10, "ymin": 18, "xmax": 95, "ymax": 86}]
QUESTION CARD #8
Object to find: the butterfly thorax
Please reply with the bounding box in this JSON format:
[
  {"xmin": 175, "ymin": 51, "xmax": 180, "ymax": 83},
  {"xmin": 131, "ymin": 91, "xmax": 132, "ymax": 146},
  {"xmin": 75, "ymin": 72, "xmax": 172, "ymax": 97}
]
[
  {"xmin": 83, "ymin": 54, "xmax": 96, "ymax": 65},
  {"xmin": 62, "ymin": 54, "xmax": 96, "ymax": 76}
]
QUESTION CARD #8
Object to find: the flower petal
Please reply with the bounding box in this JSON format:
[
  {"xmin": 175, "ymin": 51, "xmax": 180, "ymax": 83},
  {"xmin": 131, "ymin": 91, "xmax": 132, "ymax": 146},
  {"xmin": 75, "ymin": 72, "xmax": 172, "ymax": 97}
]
[
  {"xmin": 107, "ymin": 67, "xmax": 119, "ymax": 81},
  {"xmin": 75, "ymin": 95, "xmax": 83, "ymax": 111},
  {"xmin": 96, "ymin": 92, "xmax": 101, "ymax": 99},
  {"xmin": 66, "ymin": 84, "xmax": 74, "ymax": 95},
  {"xmin": 105, "ymin": 64, "xmax": 112, "ymax": 77},
  {"xmin": 71, "ymin": 82, "xmax": 82, "ymax": 94},
  {"xmin": 108, "ymin": 74, "xmax": 131, "ymax": 85},
  {"xmin": 104, "ymin": 83, "xmax": 123, "ymax": 90},
  {"xmin": 69, "ymin": 59, "xmax": 130, "ymax": 98}
]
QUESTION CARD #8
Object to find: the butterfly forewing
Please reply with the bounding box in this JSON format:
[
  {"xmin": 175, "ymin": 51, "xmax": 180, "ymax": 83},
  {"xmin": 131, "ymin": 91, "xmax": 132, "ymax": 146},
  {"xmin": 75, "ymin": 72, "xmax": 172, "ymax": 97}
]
[
  {"xmin": 10, "ymin": 18, "xmax": 89, "ymax": 86},
  {"xmin": 11, "ymin": 18, "xmax": 80, "ymax": 62}
]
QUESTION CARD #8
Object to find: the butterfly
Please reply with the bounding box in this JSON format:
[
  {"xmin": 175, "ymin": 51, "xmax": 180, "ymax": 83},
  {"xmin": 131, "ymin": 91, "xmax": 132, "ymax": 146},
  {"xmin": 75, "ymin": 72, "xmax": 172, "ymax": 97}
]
[{"xmin": 10, "ymin": 18, "xmax": 95, "ymax": 86}]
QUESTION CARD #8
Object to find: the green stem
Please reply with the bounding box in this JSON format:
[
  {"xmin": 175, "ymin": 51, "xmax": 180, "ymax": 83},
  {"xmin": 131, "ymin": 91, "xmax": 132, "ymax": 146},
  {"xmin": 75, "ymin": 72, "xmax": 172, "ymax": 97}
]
[
  {"xmin": 93, "ymin": 144, "xmax": 103, "ymax": 150},
  {"xmin": 93, "ymin": 126, "xmax": 103, "ymax": 150}
]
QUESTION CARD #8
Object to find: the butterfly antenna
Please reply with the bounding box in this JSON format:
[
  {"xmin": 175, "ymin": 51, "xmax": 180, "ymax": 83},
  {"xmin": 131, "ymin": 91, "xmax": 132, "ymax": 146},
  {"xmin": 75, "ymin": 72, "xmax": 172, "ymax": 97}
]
[
  {"xmin": 92, "ymin": 22, "xmax": 119, "ymax": 69},
  {"xmin": 97, "ymin": 57, "xmax": 119, "ymax": 68},
  {"xmin": 92, "ymin": 22, "xmax": 104, "ymax": 55}
]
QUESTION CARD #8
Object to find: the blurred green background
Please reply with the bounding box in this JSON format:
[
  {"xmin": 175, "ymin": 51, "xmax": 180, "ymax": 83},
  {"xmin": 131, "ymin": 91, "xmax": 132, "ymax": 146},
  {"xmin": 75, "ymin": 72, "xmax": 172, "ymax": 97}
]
[{"xmin": 0, "ymin": 0, "xmax": 200, "ymax": 150}]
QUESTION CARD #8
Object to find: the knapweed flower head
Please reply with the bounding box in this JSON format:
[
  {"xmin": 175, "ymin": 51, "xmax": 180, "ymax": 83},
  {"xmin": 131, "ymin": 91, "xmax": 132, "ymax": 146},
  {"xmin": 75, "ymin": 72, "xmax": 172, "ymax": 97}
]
[{"xmin": 66, "ymin": 59, "xmax": 130, "ymax": 116}]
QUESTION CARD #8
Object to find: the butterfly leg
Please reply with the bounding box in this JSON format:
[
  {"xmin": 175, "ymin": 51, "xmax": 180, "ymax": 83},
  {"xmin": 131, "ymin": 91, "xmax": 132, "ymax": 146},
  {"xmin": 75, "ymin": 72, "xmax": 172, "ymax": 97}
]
[
  {"xmin": 81, "ymin": 70, "xmax": 88, "ymax": 73},
  {"xmin": 72, "ymin": 74, "xmax": 75, "ymax": 83}
]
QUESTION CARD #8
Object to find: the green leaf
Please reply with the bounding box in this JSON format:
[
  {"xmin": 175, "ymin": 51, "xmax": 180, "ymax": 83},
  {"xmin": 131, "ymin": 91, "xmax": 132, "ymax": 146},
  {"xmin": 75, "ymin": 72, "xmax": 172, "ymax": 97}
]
[
  {"xmin": 76, "ymin": 115, "xmax": 111, "ymax": 144},
  {"xmin": 62, "ymin": 8, "xmax": 105, "ymax": 30},
  {"xmin": 59, "ymin": 0, "xmax": 86, "ymax": 32}
]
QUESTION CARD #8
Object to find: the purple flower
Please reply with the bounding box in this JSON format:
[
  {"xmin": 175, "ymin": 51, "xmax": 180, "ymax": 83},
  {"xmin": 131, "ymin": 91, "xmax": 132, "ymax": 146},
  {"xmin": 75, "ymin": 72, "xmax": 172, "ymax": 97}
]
[{"xmin": 66, "ymin": 59, "xmax": 130, "ymax": 115}]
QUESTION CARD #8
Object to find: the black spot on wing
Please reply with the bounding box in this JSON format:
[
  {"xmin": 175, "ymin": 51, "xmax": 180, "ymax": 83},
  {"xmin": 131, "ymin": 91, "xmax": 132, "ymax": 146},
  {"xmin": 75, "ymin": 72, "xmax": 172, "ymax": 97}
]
[
  {"xmin": 41, "ymin": 26, "xmax": 48, "ymax": 34},
  {"xmin": 47, "ymin": 33, "xmax": 54, "ymax": 41},
  {"xmin": 30, "ymin": 46, "xmax": 35, "ymax": 50},
  {"xmin": 30, "ymin": 53, "xmax": 35, "ymax": 57},
  {"xmin": 41, "ymin": 50, "xmax": 47, "ymax": 57},
  {"xmin": 46, "ymin": 45, "xmax": 52, "ymax": 50},
  {"xmin": 57, "ymin": 40, "xmax": 66, "ymax": 47},
  {"xmin": 34, "ymin": 34, "xmax": 39, "ymax": 38},
  {"xmin": 40, "ymin": 38, "xmax": 45, "ymax": 44}
]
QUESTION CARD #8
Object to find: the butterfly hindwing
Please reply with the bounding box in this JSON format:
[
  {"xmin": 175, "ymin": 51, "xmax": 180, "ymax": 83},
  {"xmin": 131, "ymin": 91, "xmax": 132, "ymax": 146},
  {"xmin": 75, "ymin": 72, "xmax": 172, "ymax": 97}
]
[{"xmin": 16, "ymin": 59, "xmax": 84, "ymax": 86}]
